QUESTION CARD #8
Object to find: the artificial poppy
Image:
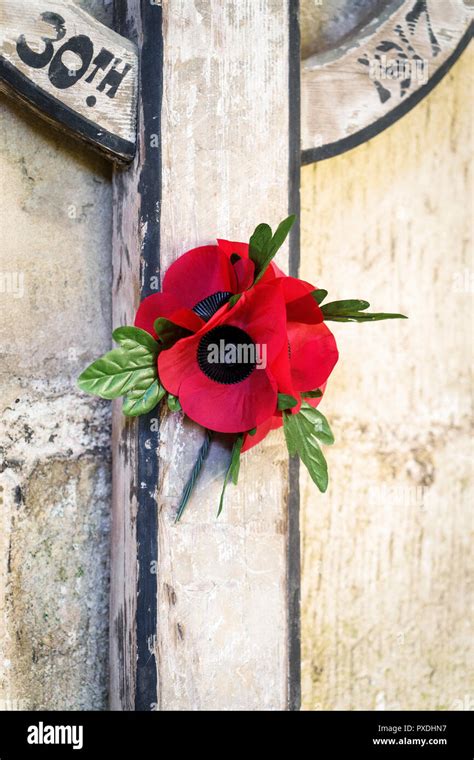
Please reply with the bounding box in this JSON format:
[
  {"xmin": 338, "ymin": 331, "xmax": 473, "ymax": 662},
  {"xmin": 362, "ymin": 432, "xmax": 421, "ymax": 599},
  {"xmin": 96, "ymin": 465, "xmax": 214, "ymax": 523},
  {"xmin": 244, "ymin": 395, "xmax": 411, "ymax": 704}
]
[
  {"xmin": 239, "ymin": 275, "xmax": 339, "ymax": 452},
  {"xmin": 158, "ymin": 281, "xmax": 288, "ymax": 433},
  {"xmin": 135, "ymin": 241, "xmax": 258, "ymax": 339},
  {"xmin": 78, "ymin": 214, "xmax": 406, "ymax": 517}
]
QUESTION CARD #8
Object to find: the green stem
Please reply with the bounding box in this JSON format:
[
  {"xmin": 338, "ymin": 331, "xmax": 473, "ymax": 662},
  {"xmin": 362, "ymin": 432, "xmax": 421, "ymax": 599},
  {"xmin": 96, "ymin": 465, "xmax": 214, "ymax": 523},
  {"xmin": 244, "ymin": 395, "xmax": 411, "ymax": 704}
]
[{"xmin": 175, "ymin": 429, "xmax": 213, "ymax": 523}]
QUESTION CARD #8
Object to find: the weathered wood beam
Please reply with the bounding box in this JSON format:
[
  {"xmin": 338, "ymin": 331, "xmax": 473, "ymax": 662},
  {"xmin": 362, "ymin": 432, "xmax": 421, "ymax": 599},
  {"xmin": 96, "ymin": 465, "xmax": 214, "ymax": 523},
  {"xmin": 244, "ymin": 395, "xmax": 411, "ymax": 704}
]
[
  {"xmin": 301, "ymin": 0, "xmax": 473, "ymax": 163},
  {"xmin": 3, "ymin": 1, "xmax": 470, "ymax": 171},
  {"xmin": 110, "ymin": 0, "xmax": 301, "ymax": 711},
  {"xmin": 0, "ymin": 0, "xmax": 138, "ymax": 162}
]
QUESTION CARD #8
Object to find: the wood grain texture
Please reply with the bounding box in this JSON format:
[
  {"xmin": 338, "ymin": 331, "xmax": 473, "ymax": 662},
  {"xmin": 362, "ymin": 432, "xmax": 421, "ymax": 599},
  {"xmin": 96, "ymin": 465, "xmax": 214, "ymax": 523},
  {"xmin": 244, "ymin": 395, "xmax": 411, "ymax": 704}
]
[
  {"xmin": 300, "ymin": 46, "xmax": 473, "ymax": 710},
  {"xmin": 0, "ymin": 0, "xmax": 137, "ymax": 161},
  {"xmin": 157, "ymin": 0, "xmax": 292, "ymax": 706},
  {"xmin": 301, "ymin": 0, "xmax": 472, "ymax": 159},
  {"xmin": 111, "ymin": 0, "xmax": 298, "ymax": 711}
]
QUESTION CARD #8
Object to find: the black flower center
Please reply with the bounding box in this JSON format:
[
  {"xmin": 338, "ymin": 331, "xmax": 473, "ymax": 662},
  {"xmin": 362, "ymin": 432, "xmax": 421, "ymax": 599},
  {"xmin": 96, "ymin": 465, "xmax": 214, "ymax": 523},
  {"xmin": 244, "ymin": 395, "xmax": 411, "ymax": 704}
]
[
  {"xmin": 193, "ymin": 291, "xmax": 232, "ymax": 321},
  {"xmin": 197, "ymin": 325, "xmax": 257, "ymax": 385}
]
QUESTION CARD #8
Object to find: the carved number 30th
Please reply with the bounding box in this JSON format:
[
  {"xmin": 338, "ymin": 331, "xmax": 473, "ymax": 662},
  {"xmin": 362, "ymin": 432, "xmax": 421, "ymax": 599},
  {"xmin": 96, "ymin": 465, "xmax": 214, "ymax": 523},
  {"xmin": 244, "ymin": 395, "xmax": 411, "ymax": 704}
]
[{"xmin": 16, "ymin": 11, "xmax": 131, "ymax": 106}]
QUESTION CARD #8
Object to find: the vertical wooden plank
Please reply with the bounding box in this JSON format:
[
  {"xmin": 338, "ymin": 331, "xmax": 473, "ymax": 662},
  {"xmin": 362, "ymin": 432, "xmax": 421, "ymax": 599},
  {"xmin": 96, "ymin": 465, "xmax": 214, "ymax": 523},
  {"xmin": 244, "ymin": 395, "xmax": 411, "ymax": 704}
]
[
  {"xmin": 111, "ymin": 0, "xmax": 301, "ymax": 710},
  {"xmin": 110, "ymin": 0, "xmax": 163, "ymax": 711},
  {"xmin": 288, "ymin": 0, "xmax": 302, "ymax": 713}
]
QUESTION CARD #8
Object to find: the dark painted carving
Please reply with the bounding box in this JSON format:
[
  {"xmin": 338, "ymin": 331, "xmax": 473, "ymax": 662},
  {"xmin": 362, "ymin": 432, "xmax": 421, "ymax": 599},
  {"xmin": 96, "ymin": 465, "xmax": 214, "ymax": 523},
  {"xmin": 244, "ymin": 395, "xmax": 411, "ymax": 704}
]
[
  {"xmin": 358, "ymin": 0, "xmax": 441, "ymax": 104},
  {"xmin": 15, "ymin": 10, "xmax": 131, "ymax": 105}
]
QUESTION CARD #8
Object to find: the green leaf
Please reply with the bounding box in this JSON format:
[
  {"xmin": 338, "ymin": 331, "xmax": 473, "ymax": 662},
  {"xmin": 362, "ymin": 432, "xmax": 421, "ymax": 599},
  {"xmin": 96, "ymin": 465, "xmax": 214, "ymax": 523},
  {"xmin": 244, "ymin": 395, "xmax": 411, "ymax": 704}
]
[
  {"xmin": 249, "ymin": 216, "xmax": 296, "ymax": 285},
  {"xmin": 301, "ymin": 389, "xmax": 323, "ymax": 399},
  {"xmin": 167, "ymin": 394, "xmax": 182, "ymax": 412},
  {"xmin": 254, "ymin": 216, "xmax": 296, "ymax": 284},
  {"xmin": 311, "ymin": 289, "xmax": 328, "ymax": 305},
  {"xmin": 123, "ymin": 380, "xmax": 165, "ymax": 417},
  {"xmin": 325, "ymin": 312, "xmax": 408, "ymax": 323},
  {"xmin": 321, "ymin": 299, "xmax": 370, "ymax": 316},
  {"xmin": 321, "ymin": 299, "xmax": 407, "ymax": 322},
  {"xmin": 230, "ymin": 440, "xmax": 243, "ymax": 486},
  {"xmin": 217, "ymin": 435, "xmax": 244, "ymax": 516},
  {"xmin": 78, "ymin": 324, "xmax": 161, "ymax": 404},
  {"xmin": 277, "ymin": 393, "xmax": 298, "ymax": 411},
  {"xmin": 78, "ymin": 343, "xmax": 157, "ymax": 400},
  {"xmin": 228, "ymin": 293, "xmax": 241, "ymax": 308},
  {"xmin": 249, "ymin": 223, "xmax": 272, "ymax": 267},
  {"xmin": 154, "ymin": 318, "xmax": 192, "ymax": 349},
  {"xmin": 298, "ymin": 403, "xmax": 335, "ymax": 445},
  {"xmin": 283, "ymin": 401, "xmax": 335, "ymax": 492},
  {"xmin": 112, "ymin": 325, "xmax": 159, "ymax": 353},
  {"xmin": 175, "ymin": 429, "xmax": 213, "ymax": 523},
  {"xmin": 248, "ymin": 427, "xmax": 257, "ymax": 436},
  {"xmin": 268, "ymin": 215, "xmax": 296, "ymax": 258}
]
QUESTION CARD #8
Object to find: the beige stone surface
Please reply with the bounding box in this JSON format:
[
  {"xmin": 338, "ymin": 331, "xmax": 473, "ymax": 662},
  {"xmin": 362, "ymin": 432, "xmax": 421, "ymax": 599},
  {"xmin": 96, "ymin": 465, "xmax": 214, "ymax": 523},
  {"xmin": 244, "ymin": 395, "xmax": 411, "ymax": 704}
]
[
  {"xmin": 0, "ymin": 0, "xmax": 113, "ymax": 711},
  {"xmin": 300, "ymin": 48, "xmax": 473, "ymax": 710}
]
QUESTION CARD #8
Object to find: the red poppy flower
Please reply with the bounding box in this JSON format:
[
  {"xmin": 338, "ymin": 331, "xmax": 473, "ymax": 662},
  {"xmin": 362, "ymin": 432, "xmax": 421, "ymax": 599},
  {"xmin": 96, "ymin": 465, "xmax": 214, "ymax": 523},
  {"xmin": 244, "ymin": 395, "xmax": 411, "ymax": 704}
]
[
  {"xmin": 158, "ymin": 282, "xmax": 288, "ymax": 433},
  {"xmin": 134, "ymin": 236, "xmax": 292, "ymax": 341},
  {"xmin": 136, "ymin": 240, "xmax": 338, "ymax": 439},
  {"xmin": 240, "ymin": 276, "xmax": 339, "ymax": 451},
  {"xmin": 266, "ymin": 275, "xmax": 339, "ymax": 398},
  {"xmin": 134, "ymin": 241, "xmax": 258, "ymax": 339}
]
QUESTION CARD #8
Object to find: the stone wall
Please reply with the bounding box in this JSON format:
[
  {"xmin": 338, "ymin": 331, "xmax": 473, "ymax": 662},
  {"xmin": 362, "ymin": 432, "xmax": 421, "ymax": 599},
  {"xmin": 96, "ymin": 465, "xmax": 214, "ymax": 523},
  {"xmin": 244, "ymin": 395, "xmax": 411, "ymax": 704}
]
[
  {"xmin": 301, "ymin": 48, "xmax": 473, "ymax": 711},
  {"xmin": 0, "ymin": 0, "xmax": 113, "ymax": 712}
]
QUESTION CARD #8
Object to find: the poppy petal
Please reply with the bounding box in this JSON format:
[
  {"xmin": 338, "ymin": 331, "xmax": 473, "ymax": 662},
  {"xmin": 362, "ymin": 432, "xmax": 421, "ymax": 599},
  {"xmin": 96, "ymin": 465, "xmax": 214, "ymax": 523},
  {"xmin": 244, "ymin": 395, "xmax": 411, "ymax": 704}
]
[
  {"xmin": 303, "ymin": 381, "xmax": 327, "ymax": 408},
  {"xmin": 158, "ymin": 332, "xmax": 278, "ymax": 433},
  {"xmin": 158, "ymin": 281, "xmax": 289, "ymax": 433},
  {"xmin": 157, "ymin": 330, "xmax": 198, "ymax": 396},
  {"xmin": 280, "ymin": 277, "xmax": 323, "ymax": 324},
  {"xmin": 224, "ymin": 281, "xmax": 287, "ymax": 364},
  {"xmin": 288, "ymin": 321, "xmax": 339, "ymax": 391},
  {"xmin": 268, "ymin": 261, "xmax": 287, "ymax": 279},
  {"xmin": 162, "ymin": 246, "xmax": 238, "ymax": 308},
  {"xmin": 271, "ymin": 343, "xmax": 299, "ymax": 404},
  {"xmin": 241, "ymin": 380, "xmax": 330, "ymax": 452},
  {"xmin": 241, "ymin": 378, "xmax": 330, "ymax": 452},
  {"xmin": 217, "ymin": 239, "xmax": 285, "ymax": 281},
  {"xmin": 217, "ymin": 239, "xmax": 250, "ymax": 259},
  {"xmin": 233, "ymin": 257, "xmax": 255, "ymax": 291},
  {"xmin": 134, "ymin": 293, "xmax": 204, "ymax": 338},
  {"xmin": 281, "ymin": 276, "xmax": 314, "ymax": 300},
  {"xmin": 179, "ymin": 365, "xmax": 278, "ymax": 433}
]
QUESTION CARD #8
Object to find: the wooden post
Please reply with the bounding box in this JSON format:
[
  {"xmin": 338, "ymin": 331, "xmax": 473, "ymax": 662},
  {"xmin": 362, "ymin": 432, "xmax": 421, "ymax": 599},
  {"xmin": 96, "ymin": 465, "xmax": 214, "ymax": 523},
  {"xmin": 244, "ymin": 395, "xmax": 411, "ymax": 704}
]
[{"xmin": 110, "ymin": 0, "xmax": 301, "ymax": 710}]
